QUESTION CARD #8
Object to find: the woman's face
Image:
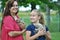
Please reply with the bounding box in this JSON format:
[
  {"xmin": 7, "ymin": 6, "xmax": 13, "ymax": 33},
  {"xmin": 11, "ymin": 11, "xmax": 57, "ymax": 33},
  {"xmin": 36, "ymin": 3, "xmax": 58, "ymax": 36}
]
[
  {"xmin": 10, "ymin": 1, "xmax": 18, "ymax": 14},
  {"xmin": 30, "ymin": 11, "xmax": 40, "ymax": 23}
]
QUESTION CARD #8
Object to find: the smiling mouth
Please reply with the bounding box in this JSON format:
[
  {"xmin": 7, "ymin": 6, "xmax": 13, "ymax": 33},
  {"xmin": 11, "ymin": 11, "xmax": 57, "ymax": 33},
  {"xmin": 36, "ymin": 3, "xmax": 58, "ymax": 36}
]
[{"xmin": 13, "ymin": 9, "xmax": 17, "ymax": 10}]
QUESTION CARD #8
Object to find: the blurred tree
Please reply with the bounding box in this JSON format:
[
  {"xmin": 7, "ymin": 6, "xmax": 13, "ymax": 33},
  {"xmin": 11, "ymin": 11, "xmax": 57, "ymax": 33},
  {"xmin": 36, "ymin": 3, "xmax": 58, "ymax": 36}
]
[
  {"xmin": 56, "ymin": 1, "xmax": 60, "ymax": 32},
  {"xmin": 1, "ymin": 0, "xmax": 7, "ymax": 12},
  {"xmin": 1, "ymin": 0, "xmax": 59, "ymax": 11}
]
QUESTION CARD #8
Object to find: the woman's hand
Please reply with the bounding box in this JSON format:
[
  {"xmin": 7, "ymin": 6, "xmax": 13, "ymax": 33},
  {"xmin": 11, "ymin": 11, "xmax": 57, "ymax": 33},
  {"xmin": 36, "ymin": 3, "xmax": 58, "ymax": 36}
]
[
  {"xmin": 16, "ymin": 18, "xmax": 26, "ymax": 30},
  {"xmin": 18, "ymin": 22, "xmax": 26, "ymax": 30},
  {"xmin": 22, "ymin": 29, "xmax": 26, "ymax": 33}
]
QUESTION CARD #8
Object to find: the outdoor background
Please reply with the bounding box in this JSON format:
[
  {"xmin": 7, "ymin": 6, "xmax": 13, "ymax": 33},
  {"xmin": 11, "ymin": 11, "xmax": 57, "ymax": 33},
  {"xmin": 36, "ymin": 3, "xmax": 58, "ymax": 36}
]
[{"xmin": 0, "ymin": 0, "xmax": 60, "ymax": 40}]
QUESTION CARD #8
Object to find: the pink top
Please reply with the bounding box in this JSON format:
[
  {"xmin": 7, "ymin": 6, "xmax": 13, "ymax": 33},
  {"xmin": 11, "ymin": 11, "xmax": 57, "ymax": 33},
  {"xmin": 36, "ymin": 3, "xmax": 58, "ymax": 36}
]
[
  {"xmin": 2, "ymin": 16, "xmax": 24, "ymax": 40},
  {"xmin": 0, "ymin": 31, "xmax": 1, "ymax": 40}
]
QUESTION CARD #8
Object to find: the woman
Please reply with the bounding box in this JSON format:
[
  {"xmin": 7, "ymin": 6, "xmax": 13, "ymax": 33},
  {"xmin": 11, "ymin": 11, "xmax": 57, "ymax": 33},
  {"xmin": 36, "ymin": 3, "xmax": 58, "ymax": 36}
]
[
  {"xmin": 1, "ymin": 0, "xmax": 25, "ymax": 40},
  {"xmin": 26, "ymin": 9, "xmax": 51, "ymax": 40}
]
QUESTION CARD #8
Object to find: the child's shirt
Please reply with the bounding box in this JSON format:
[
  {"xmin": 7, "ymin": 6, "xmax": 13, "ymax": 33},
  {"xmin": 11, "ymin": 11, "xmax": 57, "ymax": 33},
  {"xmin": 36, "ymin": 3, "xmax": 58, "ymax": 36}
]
[{"xmin": 26, "ymin": 24, "xmax": 49, "ymax": 40}]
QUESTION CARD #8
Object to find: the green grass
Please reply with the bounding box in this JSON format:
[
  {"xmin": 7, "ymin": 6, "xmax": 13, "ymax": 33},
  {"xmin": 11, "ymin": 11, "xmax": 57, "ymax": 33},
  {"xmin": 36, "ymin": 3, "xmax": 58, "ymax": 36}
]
[
  {"xmin": 51, "ymin": 32, "xmax": 60, "ymax": 40},
  {"xmin": 49, "ymin": 14, "xmax": 60, "ymax": 32},
  {"xmin": 18, "ymin": 11, "xmax": 31, "ymax": 26}
]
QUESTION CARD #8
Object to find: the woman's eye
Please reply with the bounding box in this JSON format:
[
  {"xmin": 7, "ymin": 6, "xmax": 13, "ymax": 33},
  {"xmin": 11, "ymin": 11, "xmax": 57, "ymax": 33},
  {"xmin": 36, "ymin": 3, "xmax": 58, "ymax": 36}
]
[{"xmin": 13, "ymin": 5, "xmax": 18, "ymax": 7}]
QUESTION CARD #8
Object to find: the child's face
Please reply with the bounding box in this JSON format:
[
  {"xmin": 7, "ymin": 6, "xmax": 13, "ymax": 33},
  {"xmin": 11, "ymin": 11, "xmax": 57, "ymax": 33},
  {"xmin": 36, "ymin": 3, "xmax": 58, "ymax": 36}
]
[{"xmin": 30, "ymin": 11, "xmax": 40, "ymax": 23}]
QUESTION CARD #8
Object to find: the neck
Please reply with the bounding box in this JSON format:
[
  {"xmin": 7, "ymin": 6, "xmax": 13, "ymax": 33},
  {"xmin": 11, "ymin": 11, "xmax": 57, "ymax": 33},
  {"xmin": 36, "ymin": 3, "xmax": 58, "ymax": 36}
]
[
  {"xmin": 11, "ymin": 13, "xmax": 16, "ymax": 17},
  {"xmin": 33, "ymin": 20, "xmax": 40, "ymax": 25}
]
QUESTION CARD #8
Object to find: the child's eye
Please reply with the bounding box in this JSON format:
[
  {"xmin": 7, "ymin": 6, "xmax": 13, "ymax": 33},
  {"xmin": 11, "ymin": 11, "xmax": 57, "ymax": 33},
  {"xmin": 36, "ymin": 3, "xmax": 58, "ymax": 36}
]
[
  {"xmin": 33, "ymin": 15, "xmax": 35, "ymax": 16},
  {"xmin": 33, "ymin": 15, "xmax": 36, "ymax": 17}
]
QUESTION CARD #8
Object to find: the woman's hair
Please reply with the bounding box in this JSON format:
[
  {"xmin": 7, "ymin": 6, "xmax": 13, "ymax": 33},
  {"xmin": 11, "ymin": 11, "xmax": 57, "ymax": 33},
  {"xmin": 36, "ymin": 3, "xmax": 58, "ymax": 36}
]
[
  {"xmin": 3, "ymin": 0, "xmax": 18, "ymax": 17},
  {"xmin": 1, "ymin": 0, "xmax": 18, "ymax": 29},
  {"xmin": 32, "ymin": 9, "xmax": 45, "ymax": 25}
]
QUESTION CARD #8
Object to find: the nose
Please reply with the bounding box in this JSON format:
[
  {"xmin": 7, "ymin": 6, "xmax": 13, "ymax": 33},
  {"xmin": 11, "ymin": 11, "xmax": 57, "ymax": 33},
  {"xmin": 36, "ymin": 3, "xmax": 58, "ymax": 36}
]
[
  {"xmin": 15, "ymin": 5, "xmax": 18, "ymax": 8},
  {"xmin": 14, "ymin": 6, "xmax": 18, "ymax": 10},
  {"xmin": 13, "ymin": 5, "xmax": 18, "ymax": 8}
]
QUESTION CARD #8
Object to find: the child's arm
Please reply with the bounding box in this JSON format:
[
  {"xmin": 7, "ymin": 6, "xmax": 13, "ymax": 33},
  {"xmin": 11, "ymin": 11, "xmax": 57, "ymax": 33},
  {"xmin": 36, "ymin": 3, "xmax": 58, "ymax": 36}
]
[
  {"xmin": 45, "ymin": 31, "xmax": 51, "ymax": 40},
  {"xmin": 26, "ymin": 30, "xmax": 45, "ymax": 40}
]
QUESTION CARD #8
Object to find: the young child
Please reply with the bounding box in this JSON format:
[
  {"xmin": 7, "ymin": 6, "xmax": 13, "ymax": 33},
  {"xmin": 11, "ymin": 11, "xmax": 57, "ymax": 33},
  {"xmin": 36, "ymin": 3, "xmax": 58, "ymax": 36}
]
[{"xmin": 26, "ymin": 9, "xmax": 51, "ymax": 40}]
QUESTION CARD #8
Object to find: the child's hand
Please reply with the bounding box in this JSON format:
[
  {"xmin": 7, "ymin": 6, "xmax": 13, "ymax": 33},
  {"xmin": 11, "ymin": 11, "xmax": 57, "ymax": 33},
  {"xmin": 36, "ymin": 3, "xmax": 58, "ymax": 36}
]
[{"xmin": 37, "ymin": 29, "xmax": 45, "ymax": 36}]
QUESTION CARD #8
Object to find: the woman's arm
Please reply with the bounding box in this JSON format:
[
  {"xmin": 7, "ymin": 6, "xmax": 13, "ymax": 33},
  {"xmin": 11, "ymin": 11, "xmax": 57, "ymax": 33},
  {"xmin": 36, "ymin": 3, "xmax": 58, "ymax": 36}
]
[
  {"xmin": 26, "ymin": 30, "xmax": 45, "ymax": 40},
  {"xmin": 8, "ymin": 29, "xmax": 26, "ymax": 37},
  {"xmin": 45, "ymin": 31, "xmax": 51, "ymax": 40}
]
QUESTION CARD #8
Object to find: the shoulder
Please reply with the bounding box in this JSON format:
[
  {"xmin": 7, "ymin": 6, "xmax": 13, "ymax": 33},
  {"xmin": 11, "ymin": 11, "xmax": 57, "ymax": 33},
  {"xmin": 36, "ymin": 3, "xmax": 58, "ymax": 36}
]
[
  {"xmin": 4, "ymin": 16, "xmax": 13, "ymax": 21},
  {"xmin": 26, "ymin": 24, "xmax": 33, "ymax": 31},
  {"xmin": 3, "ymin": 16, "xmax": 14, "ymax": 23},
  {"xmin": 26, "ymin": 24, "xmax": 32, "ymax": 29}
]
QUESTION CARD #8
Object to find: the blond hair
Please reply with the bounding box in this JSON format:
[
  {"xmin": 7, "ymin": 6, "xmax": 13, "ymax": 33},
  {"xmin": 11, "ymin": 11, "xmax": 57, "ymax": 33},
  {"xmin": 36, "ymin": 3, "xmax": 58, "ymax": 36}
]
[{"xmin": 32, "ymin": 9, "xmax": 45, "ymax": 25}]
